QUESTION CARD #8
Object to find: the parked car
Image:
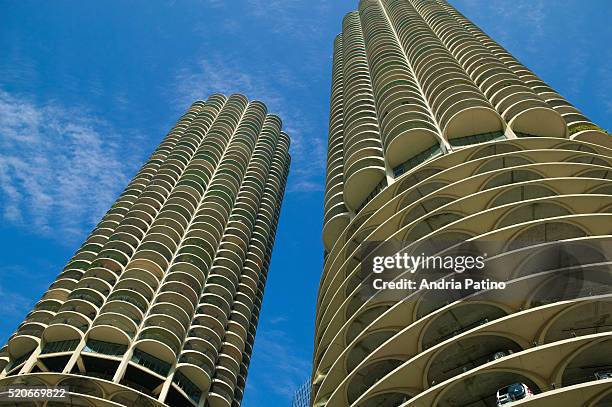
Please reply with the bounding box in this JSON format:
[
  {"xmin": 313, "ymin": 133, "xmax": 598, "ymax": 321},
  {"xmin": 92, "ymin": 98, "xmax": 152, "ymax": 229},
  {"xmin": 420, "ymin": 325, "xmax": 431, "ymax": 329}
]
[
  {"xmin": 595, "ymin": 369, "xmax": 612, "ymax": 380},
  {"xmin": 496, "ymin": 383, "xmax": 534, "ymax": 406}
]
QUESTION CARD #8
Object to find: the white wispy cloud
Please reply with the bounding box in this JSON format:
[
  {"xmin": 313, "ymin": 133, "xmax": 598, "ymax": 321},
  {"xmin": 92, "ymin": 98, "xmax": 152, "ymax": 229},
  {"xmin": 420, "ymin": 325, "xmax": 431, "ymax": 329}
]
[
  {"xmin": 245, "ymin": 326, "xmax": 311, "ymax": 401},
  {"xmin": 454, "ymin": 0, "xmax": 546, "ymax": 53},
  {"xmin": 0, "ymin": 89, "xmax": 144, "ymax": 241},
  {"xmin": 245, "ymin": 0, "xmax": 331, "ymax": 38},
  {"xmin": 0, "ymin": 284, "xmax": 33, "ymax": 319},
  {"xmin": 174, "ymin": 57, "xmax": 326, "ymax": 193}
]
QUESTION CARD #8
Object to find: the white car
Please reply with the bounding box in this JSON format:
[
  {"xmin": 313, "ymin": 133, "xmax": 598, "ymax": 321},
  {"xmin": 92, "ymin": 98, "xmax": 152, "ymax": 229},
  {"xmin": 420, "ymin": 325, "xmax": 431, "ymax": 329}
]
[{"xmin": 496, "ymin": 383, "xmax": 534, "ymax": 406}]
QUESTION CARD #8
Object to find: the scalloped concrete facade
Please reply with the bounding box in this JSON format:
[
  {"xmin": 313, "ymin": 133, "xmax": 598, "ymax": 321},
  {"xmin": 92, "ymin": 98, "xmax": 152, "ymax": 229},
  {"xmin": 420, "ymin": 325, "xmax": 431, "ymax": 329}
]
[
  {"xmin": 0, "ymin": 93, "xmax": 290, "ymax": 407},
  {"xmin": 316, "ymin": 1, "xmax": 612, "ymax": 407}
]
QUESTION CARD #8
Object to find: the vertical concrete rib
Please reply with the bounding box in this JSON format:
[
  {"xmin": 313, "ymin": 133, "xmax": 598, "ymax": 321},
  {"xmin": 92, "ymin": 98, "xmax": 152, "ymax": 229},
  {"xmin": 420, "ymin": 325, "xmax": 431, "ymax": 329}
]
[
  {"xmin": 323, "ymin": 35, "xmax": 351, "ymax": 253},
  {"xmin": 361, "ymin": 0, "xmax": 443, "ymax": 175},
  {"xmin": 341, "ymin": 11, "xmax": 387, "ymax": 212}
]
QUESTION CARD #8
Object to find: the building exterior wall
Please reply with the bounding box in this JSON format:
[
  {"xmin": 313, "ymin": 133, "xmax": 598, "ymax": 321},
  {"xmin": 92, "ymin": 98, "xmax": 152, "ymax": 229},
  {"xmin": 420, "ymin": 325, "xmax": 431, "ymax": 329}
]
[
  {"xmin": 292, "ymin": 378, "xmax": 312, "ymax": 407},
  {"xmin": 315, "ymin": 1, "xmax": 612, "ymax": 406},
  {"xmin": 0, "ymin": 93, "xmax": 290, "ymax": 407}
]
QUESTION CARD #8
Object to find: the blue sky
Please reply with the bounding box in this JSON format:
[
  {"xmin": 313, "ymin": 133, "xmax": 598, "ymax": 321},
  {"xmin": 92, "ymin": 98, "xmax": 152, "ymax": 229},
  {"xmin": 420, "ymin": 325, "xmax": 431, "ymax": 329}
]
[{"xmin": 0, "ymin": 0, "xmax": 610, "ymax": 405}]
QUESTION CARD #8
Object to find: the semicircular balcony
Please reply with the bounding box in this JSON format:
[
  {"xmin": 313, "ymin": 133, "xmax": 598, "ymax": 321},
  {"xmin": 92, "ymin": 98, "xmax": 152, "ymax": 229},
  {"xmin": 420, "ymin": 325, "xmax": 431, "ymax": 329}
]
[
  {"xmin": 204, "ymin": 277, "xmax": 235, "ymax": 304},
  {"xmin": 154, "ymin": 291, "xmax": 196, "ymax": 317},
  {"xmin": 167, "ymin": 262, "xmax": 206, "ymax": 289},
  {"xmin": 209, "ymin": 265, "xmax": 240, "ymax": 289},
  {"xmin": 207, "ymin": 383, "xmax": 233, "ymax": 407},
  {"xmin": 89, "ymin": 254, "xmax": 125, "ymax": 276},
  {"xmin": 90, "ymin": 313, "xmax": 137, "ymax": 342},
  {"xmin": 140, "ymin": 232, "xmax": 178, "ymax": 255},
  {"xmin": 135, "ymin": 326, "xmax": 180, "ymax": 362},
  {"xmin": 67, "ymin": 287, "xmax": 105, "ymax": 309},
  {"xmin": 130, "ymin": 248, "xmax": 171, "ymax": 276},
  {"xmin": 47, "ymin": 310, "xmax": 91, "ymax": 333},
  {"xmin": 229, "ymin": 310, "xmax": 250, "ymax": 334},
  {"xmin": 175, "ymin": 361, "xmax": 212, "ymax": 398},
  {"xmin": 158, "ymin": 281, "xmax": 199, "ymax": 307},
  {"xmin": 143, "ymin": 314, "xmax": 186, "ymax": 342},
  {"xmin": 107, "ymin": 289, "xmax": 149, "ymax": 315},
  {"xmin": 13, "ymin": 321, "xmax": 46, "ymax": 343},
  {"xmin": 442, "ymin": 105, "xmax": 503, "ymax": 142},
  {"xmin": 57, "ymin": 267, "xmax": 86, "ymax": 282},
  {"xmin": 186, "ymin": 326, "xmax": 222, "ymax": 352},
  {"xmin": 344, "ymin": 157, "xmax": 386, "ymax": 211},
  {"xmin": 48, "ymin": 277, "xmax": 78, "ymax": 293},
  {"xmin": 323, "ymin": 204, "xmax": 351, "ymax": 252},
  {"xmin": 217, "ymin": 347, "xmax": 241, "ymax": 375},
  {"xmin": 213, "ymin": 249, "xmax": 243, "ymax": 274},
  {"xmin": 175, "ymin": 246, "xmax": 213, "ymax": 276},
  {"xmin": 221, "ymin": 227, "xmax": 250, "ymax": 252},
  {"xmin": 40, "ymin": 286, "xmax": 70, "ymax": 303},
  {"xmin": 57, "ymin": 297, "xmax": 97, "ymax": 322},
  {"xmin": 199, "ymin": 292, "xmax": 232, "ymax": 316},
  {"xmin": 119, "ymin": 215, "xmax": 149, "ymax": 237},
  {"xmin": 76, "ymin": 276, "xmax": 112, "ymax": 299},
  {"xmin": 149, "ymin": 302, "xmax": 191, "ymax": 330},
  {"xmin": 124, "ymin": 257, "xmax": 165, "ymax": 281},
  {"xmin": 224, "ymin": 328, "xmax": 245, "ymax": 352},
  {"xmin": 118, "ymin": 269, "xmax": 158, "ymax": 295},
  {"xmin": 193, "ymin": 211, "xmax": 228, "ymax": 234},
  {"xmin": 109, "ymin": 226, "xmax": 143, "ymax": 247},
  {"xmin": 164, "ymin": 271, "xmax": 203, "ymax": 296},
  {"xmin": 34, "ymin": 298, "xmax": 62, "ymax": 314},
  {"xmin": 40, "ymin": 319, "xmax": 84, "ymax": 350},
  {"xmin": 192, "ymin": 314, "xmax": 226, "ymax": 342},
  {"xmin": 113, "ymin": 278, "xmax": 155, "ymax": 303},
  {"xmin": 23, "ymin": 310, "xmax": 54, "ymax": 328},
  {"xmin": 385, "ymin": 119, "xmax": 440, "ymax": 170},
  {"xmin": 505, "ymin": 102, "xmax": 567, "ymax": 138},
  {"xmin": 150, "ymin": 216, "xmax": 186, "ymax": 240}
]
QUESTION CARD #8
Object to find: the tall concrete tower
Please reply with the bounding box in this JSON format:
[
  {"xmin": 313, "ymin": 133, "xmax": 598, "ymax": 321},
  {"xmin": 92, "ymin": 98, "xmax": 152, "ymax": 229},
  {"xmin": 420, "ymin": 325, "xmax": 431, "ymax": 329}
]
[
  {"xmin": 316, "ymin": 1, "xmax": 612, "ymax": 406},
  {"xmin": 0, "ymin": 93, "xmax": 290, "ymax": 407}
]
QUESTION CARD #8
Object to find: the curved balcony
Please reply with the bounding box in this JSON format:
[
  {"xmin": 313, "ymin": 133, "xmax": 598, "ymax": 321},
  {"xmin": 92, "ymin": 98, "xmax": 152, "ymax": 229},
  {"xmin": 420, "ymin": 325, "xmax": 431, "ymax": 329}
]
[
  {"xmin": 344, "ymin": 157, "xmax": 386, "ymax": 211},
  {"xmin": 124, "ymin": 257, "xmax": 165, "ymax": 281},
  {"xmin": 208, "ymin": 380, "xmax": 233, "ymax": 407},
  {"xmin": 571, "ymin": 128, "xmax": 612, "ymax": 150},
  {"xmin": 88, "ymin": 319, "xmax": 134, "ymax": 346},
  {"xmin": 107, "ymin": 289, "xmax": 149, "ymax": 314},
  {"xmin": 143, "ymin": 314, "xmax": 186, "ymax": 343},
  {"xmin": 192, "ymin": 314, "xmax": 226, "ymax": 341},
  {"xmin": 159, "ymin": 281, "xmax": 199, "ymax": 306},
  {"xmin": 154, "ymin": 291, "xmax": 195, "ymax": 317},
  {"xmin": 76, "ymin": 277, "xmax": 111, "ymax": 298},
  {"xmin": 68, "ymin": 288, "xmax": 105, "ymax": 309},
  {"xmin": 118, "ymin": 268, "xmax": 159, "ymax": 293},
  {"xmin": 135, "ymin": 327, "xmax": 180, "ymax": 363},
  {"xmin": 175, "ymin": 361, "xmax": 212, "ymax": 396},
  {"xmin": 199, "ymin": 293, "xmax": 232, "ymax": 316},
  {"xmin": 186, "ymin": 326, "xmax": 222, "ymax": 351},
  {"xmin": 113, "ymin": 278, "xmax": 155, "ymax": 302},
  {"xmin": 443, "ymin": 105, "xmax": 503, "ymax": 141},
  {"xmin": 506, "ymin": 104, "xmax": 567, "ymax": 138}
]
